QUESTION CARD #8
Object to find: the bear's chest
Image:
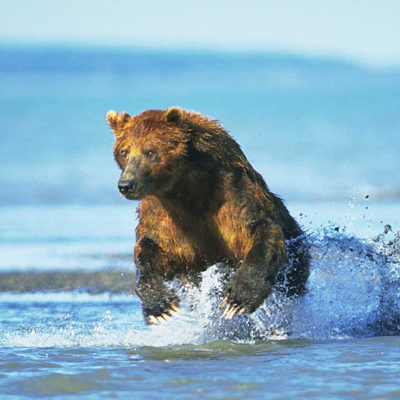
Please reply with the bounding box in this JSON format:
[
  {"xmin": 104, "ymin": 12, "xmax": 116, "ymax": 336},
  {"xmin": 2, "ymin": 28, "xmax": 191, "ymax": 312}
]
[{"xmin": 138, "ymin": 197, "xmax": 250, "ymax": 267}]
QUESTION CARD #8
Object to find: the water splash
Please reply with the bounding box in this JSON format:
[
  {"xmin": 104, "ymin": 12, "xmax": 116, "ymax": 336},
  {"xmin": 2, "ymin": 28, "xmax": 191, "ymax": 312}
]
[
  {"xmin": 138, "ymin": 225, "xmax": 400, "ymax": 343},
  {"xmin": 1, "ymin": 226, "xmax": 399, "ymax": 348}
]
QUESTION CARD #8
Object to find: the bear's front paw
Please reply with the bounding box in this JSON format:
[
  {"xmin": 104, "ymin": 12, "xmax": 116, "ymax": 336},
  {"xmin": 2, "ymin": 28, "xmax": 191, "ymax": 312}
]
[
  {"xmin": 136, "ymin": 276, "xmax": 182, "ymax": 325},
  {"xmin": 137, "ymin": 287, "xmax": 181, "ymax": 325},
  {"xmin": 221, "ymin": 267, "xmax": 272, "ymax": 319}
]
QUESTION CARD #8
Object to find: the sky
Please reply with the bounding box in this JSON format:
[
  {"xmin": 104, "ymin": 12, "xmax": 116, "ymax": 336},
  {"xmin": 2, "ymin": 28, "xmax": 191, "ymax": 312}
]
[{"xmin": 1, "ymin": 0, "xmax": 400, "ymax": 66}]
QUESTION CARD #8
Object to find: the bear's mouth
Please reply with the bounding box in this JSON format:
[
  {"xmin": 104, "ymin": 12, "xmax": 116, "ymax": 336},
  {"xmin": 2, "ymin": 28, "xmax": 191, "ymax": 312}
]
[
  {"xmin": 119, "ymin": 187, "xmax": 145, "ymax": 200},
  {"xmin": 121, "ymin": 191, "xmax": 144, "ymax": 200}
]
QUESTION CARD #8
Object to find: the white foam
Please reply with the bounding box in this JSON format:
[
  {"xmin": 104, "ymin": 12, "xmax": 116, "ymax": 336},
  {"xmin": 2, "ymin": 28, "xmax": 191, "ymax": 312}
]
[{"xmin": 0, "ymin": 292, "xmax": 135, "ymax": 303}]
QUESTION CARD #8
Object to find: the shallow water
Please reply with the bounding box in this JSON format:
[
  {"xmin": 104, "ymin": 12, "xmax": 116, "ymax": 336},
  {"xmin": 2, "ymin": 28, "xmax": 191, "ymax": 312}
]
[
  {"xmin": 1, "ymin": 293, "xmax": 400, "ymax": 400},
  {"xmin": 1, "ymin": 203, "xmax": 400, "ymax": 399},
  {"xmin": 2, "ymin": 336, "xmax": 400, "ymax": 399}
]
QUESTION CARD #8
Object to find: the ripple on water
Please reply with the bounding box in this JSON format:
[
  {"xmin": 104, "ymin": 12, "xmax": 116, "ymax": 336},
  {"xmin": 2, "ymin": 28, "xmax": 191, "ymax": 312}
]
[{"xmin": 18, "ymin": 369, "xmax": 111, "ymax": 395}]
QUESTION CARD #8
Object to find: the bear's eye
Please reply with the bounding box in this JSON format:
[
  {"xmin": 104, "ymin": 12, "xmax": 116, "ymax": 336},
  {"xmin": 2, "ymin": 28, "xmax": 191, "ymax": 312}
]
[{"xmin": 143, "ymin": 149, "xmax": 156, "ymax": 159}]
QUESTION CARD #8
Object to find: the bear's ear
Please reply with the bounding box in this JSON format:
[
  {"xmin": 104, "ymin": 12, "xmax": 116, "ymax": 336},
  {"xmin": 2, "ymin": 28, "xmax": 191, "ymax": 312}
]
[
  {"xmin": 106, "ymin": 111, "xmax": 130, "ymax": 132},
  {"xmin": 165, "ymin": 106, "xmax": 183, "ymax": 124}
]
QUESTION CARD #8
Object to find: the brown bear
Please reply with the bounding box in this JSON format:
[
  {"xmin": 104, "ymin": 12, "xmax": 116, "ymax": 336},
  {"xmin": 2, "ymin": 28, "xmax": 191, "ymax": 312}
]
[{"xmin": 107, "ymin": 107, "xmax": 309, "ymax": 325}]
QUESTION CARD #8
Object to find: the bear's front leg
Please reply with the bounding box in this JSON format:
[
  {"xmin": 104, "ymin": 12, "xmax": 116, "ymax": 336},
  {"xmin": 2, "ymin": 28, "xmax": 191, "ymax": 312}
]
[
  {"xmin": 134, "ymin": 237, "xmax": 180, "ymax": 325},
  {"xmin": 222, "ymin": 222, "xmax": 286, "ymax": 319}
]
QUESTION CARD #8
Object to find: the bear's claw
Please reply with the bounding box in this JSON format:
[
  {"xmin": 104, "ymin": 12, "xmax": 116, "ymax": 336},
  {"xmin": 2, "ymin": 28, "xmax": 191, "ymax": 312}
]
[
  {"xmin": 147, "ymin": 304, "xmax": 181, "ymax": 325},
  {"xmin": 221, "ymin": 297, "xmax": 246, "ymax": 320},
  {"xmin": 170, "ymin": 304, "xmax": 181, "ymax": 313},
  {"xmin": 148, "ymin": 315, "xmax": 159, "ymax": 324}
]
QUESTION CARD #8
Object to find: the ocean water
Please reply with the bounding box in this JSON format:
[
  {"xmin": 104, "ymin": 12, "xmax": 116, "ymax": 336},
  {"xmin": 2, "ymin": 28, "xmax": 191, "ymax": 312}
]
[
  {"xmin": 1, "ymin": 45, "xmax": 400, "ymax": 204},
  {"xmin": 1, "ymin": 45, "xmax": 400, "ymax": 399}
]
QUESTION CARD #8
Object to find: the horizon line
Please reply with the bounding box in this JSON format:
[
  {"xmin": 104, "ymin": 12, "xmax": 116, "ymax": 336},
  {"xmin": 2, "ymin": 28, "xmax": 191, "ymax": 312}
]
[{"xmin": 2, "ymin": 39, "xmax": 400, "ymax": 71}]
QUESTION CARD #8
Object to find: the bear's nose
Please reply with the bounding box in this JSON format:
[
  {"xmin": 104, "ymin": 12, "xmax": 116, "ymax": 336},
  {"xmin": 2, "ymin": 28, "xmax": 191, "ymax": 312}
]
[{"xmin": 118, "ymin": 179, "xmax": 136, "ymax": 193}]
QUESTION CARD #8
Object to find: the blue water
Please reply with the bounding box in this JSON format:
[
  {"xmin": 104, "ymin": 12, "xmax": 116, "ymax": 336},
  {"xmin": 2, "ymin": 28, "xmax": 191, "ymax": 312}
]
[
  {"xmin": 1, "ymin": 45, "xmax": 400, "ymax": 399},
  {"xmin": 1, "ymin": 45, "xmax": 400, "ymax": 204}
]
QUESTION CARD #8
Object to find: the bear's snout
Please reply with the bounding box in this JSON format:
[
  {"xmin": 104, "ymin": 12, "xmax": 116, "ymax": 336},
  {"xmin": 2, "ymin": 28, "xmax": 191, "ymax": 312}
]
[{"xmin": 118, "ymin": 179, "xmax": 136, "ymax": 195}]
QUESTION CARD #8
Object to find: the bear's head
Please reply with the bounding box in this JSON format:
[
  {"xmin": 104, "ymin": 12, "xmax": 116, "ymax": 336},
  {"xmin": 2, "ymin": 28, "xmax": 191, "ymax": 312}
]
[{"xmin": 106, "ymin": 107, "xmax": 190, "ymax": 200}]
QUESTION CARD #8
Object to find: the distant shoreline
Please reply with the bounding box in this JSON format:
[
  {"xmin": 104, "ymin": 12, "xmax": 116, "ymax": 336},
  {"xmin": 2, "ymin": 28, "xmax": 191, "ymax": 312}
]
[{"xmin": 0, "ymin": 270, "xmax": 136, "ymax": 294}]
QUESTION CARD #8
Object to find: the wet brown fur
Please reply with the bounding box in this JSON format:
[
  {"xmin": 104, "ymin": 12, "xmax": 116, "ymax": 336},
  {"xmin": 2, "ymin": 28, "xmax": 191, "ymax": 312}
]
[{"xmin": 107, "ymin": 107, "xmax": 309, "ymax": 322}]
